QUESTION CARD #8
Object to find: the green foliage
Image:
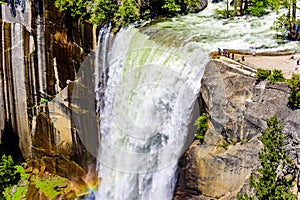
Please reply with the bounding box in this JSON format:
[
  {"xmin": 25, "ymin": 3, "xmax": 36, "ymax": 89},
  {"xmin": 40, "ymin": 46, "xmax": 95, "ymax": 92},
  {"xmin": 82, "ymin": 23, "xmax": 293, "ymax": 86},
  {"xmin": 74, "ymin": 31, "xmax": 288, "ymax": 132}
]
[
  {"xmin": 271, "ymin": 0, "xmax": 298, "ymax": 40},
  {"xmin": 54, "ymin": 0, "xmax": 90, "ymax": 19},
  {"xmin": 255, "ymin": 68, "xmax": 271, "ymax": 81},
  {"xmin": 214, "ymin": 9, "xmax": 236, "ymax": 19},
  {"xmin": 90, "ymin": 0, "xmax": 117, "ymax": 24},
  {"xmin": 162, "ymin": 0, "xmax": 181, "ymax": 12},
  {"xmin": 255, "ymin": 68, "xmax": 285, "ymax": 84},
  {"xmin": 3, "ymin": 167, "xmax": 71, "ymax": 200},
  {"xmin": 216, "ymin": 138, "xmax": 250, "ymax": 150},
  {"xmin": 33, "ymin": 176, "xmax": 66, "ymax": 199},
  {"xmin": 3, "ymin": 165, "xmax": 28, "ymax": 200},
  {"xmin": 238, "ymin": 116, "xmax": 297, "ymax": 200},
  {"xmin": 268, "ymin": 0, "xmax": 281, "ymax": 10},
  {"xmin": 114, "ymin": 0, "xmax": 140, "ymax": 28},
  {"xmin": 54, "ymin": 0, "xmax": 202, "ymax": 29},
  {"xmin": 214, "ymin": 0, "xmax": 281, "ymax": 18},
  {"xmin": 245, "ymin": 1, "xmax": 268, "ymax": 17},
  {"xmin": 240, "ymin": 137, "xmax": 251, "ymax": 145},
  {"xmin": 287, "ymin": 73, "xmax": 300, "ymax": 109},
  {"xmin": 244, "ymin": 0, "xmax": 280, "ymax": 16},
  {"xmin": 289, "ymin": 89, "xmax": 300, "ymax": 109},
  {"xmin": 287, "ymin": 73, "xmax": 300, "ymax": 88},
  {"xmin": 39, "ymin": 98, "xmax": 49, "ymax": 104},
  {"xmin": 194, "ymin": 113, "xmax": 209, "ymax": 143},
  {"xmin": 267, "ymin": 69, "xmax": 285, "ymax": 83},
  {"xmin": 162, "ymin": 0, "xmax": 203, "ymax": 13},
  {"xmin": 184, "ymin": 0, "xmax": 200, "ymax": 10},
  {"xmin": 217, "ymin": 139, "xmax": 229, "ymax": 150},
  {"xmin": 0, "ymin": 155, "xmax": 20, "ymax": 197},
  {"xmin": 271, "ymin": 14, "xmax": 290, "ymax": 39}
]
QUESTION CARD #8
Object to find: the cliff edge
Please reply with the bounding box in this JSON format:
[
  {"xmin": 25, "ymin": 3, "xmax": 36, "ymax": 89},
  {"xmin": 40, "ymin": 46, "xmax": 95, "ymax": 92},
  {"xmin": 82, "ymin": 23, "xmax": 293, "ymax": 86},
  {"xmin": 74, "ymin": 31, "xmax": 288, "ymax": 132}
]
[{"xmin": 174, "ymin": 60, "xmax": 300, "ymax": 199}]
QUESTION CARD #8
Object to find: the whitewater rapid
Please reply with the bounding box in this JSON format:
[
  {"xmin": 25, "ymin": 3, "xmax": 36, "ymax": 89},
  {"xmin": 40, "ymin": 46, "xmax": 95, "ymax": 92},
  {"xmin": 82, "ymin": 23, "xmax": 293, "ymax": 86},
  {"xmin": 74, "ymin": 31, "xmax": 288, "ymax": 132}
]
[{"xmin": 145, "ymin": 1, "xmax": 300, "ymax": 52}]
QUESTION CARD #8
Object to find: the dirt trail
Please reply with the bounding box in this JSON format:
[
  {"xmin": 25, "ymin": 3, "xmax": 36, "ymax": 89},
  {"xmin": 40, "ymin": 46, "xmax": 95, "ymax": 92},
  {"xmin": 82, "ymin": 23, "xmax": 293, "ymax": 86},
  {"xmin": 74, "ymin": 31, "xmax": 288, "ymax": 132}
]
[{"xmin": 215, "ymin": 52, "xmax": 300, "ymax": 79}]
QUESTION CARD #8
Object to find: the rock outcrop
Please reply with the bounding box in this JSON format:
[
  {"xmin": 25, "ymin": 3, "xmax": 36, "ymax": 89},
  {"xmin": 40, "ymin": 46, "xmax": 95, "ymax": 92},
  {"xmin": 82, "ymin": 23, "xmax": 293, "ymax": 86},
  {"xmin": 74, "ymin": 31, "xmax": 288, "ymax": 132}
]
[
  {"xmin": 174, "ymin": 60, "xmax": 300, "ymax": 199},
  {"xmin": 185, "ymin": 0, "xmax": 208, "ymax": 13}
]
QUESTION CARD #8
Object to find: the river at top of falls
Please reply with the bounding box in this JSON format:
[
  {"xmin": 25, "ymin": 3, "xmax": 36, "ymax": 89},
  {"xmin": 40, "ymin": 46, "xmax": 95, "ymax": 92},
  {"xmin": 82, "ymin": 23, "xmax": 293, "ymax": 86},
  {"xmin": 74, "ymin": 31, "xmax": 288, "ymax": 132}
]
[
  {"xmin": 143, "ymin": 1, "xmax": 300, "ymax": 52},
  {"xmin": 93, "ymin": 1, "xmax": 300, "ymax": 200}
]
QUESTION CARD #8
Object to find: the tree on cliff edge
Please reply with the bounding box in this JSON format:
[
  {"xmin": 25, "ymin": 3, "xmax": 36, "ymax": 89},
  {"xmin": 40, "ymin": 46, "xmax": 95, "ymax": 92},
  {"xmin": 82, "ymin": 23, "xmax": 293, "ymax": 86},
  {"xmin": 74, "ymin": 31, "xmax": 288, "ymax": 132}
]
[{"xmin": 238, "ymin": 116, "xmax": 297, "ymax": 200}]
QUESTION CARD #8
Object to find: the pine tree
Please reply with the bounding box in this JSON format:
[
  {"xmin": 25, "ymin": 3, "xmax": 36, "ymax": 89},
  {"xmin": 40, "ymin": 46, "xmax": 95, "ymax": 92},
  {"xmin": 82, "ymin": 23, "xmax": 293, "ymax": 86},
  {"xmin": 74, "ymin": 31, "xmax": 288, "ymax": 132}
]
[{"xmin": 238, "ymin": 116, "xmax": 297, "ymax": 200}]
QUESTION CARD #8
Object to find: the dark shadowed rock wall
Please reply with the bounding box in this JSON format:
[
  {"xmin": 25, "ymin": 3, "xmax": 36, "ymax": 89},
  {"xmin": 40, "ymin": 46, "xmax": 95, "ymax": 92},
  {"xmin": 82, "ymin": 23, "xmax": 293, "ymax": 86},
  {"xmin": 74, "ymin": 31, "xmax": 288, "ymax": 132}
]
[{"xmin": 0, "ymin": 0, "xmax": 96, "ymax": 176}]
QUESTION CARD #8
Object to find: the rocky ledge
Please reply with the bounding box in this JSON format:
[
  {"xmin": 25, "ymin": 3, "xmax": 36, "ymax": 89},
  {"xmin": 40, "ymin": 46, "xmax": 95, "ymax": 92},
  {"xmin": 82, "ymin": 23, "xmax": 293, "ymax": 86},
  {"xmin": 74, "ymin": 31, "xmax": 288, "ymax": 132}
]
[{"xmin": 174, "ymin": 60, "xmax": 300, "ymax": 199}]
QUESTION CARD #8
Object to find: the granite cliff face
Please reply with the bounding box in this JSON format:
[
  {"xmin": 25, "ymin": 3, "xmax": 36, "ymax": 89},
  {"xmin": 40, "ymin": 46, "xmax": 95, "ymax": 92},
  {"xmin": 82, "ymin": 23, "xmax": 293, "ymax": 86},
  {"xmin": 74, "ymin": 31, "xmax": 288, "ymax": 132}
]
[
  {"xmin": 0, "ymin": 0, "xmax": 96, "ymax": 178},
  {"xmin": 174, "ymin": 60, "xmax": 300, "ymax": 199},
  {"xmin": 1, "ymin": 1, "xmax": 300, "ymax": 198}
]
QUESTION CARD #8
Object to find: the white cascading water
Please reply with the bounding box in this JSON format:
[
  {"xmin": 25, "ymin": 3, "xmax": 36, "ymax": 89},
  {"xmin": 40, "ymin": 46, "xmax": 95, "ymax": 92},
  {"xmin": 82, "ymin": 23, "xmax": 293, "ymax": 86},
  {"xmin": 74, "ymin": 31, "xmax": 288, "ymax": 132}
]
[
  {"xmin": 95, "ymin": 26, "xmax": 209, "ymax": 199},
  {"xmin": 94, "ymin": 2, "xmax": 300, "ymax": 199}
]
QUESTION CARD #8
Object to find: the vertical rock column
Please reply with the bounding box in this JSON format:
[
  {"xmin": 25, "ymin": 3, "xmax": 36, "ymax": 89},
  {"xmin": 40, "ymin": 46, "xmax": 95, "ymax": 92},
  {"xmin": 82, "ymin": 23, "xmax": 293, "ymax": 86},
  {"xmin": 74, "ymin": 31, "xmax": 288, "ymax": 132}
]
[{"xmin": 0, "ymin": 10, "xmax": 32, "ymax": 159}]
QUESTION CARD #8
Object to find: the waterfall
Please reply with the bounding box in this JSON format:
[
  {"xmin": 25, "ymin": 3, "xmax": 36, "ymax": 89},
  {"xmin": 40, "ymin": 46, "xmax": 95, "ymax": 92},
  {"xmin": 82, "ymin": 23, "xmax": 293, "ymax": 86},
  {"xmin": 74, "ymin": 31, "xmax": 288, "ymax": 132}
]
[
  {"xmin": 95, "ymin": 26, "xmax": 209, "ymax": 199},
  {"xmin": 93, "ymin": 1, "xmax": 300, "ymax": 199}
]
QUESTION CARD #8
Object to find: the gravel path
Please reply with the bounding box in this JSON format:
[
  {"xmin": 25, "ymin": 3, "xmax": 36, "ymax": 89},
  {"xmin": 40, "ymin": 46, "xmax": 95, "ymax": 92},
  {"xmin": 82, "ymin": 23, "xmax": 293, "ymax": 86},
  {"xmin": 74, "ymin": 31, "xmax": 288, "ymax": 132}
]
[{"xmin": 216, "ymin": 53, "xmax": 300, "ymax": 79}]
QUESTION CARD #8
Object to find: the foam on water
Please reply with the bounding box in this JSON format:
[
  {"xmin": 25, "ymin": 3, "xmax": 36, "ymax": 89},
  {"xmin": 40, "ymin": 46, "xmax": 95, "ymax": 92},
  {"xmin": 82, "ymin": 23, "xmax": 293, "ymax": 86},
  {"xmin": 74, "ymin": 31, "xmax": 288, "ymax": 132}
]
[{"xmin": 149, "ymin": 1, "xmax": 300, "ymax": 51}]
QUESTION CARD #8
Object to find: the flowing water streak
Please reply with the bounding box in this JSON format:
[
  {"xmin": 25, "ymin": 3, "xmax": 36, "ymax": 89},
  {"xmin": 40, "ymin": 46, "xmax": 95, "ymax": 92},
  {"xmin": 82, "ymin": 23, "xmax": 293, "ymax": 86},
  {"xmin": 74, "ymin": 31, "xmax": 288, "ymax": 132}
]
[
  {"xmin": 95, "ymin": 26, "xmax": 209, "ymax": 199},
  {"xmin": 95, "ymin": 23, "xmax": 113, "ymax": 114}
]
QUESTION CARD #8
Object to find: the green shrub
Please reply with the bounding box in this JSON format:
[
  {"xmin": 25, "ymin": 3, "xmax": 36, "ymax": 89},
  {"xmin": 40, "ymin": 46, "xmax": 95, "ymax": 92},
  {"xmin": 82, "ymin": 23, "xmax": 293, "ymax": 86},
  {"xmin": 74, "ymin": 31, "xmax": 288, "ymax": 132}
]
[
  {"xmin": 245, "ymin": 1, "xmax": 267, "ymax": 17},
  {"xmin": 287, "ymin": 73, "xmax": 300, "ymax": 88},
  {"xmin": 113, "ymin": 0, "xmax": 140, "ymax": 28},
  {"xmin": 0, "ymin": 155, "xmax": 20, "ymax": 197},
  {"xmin": 267, "ymin": 69, "xmax": 285, "ymax": 83},
  {"xmin": 238, "ymin": 116, "xmax": 297, "ymax": 200},
  {"xmin": 287, "ymin": 73, "xmax": 300, "ymax": 109},
  {"xmin": 289, "ymin": 89, "xmax": 300, "ymax": 109},
  {"xmin": 54, "ymin": 0, "xmax": 90, "ymax": 19},
  {"xmin": 255, "ymin": 68, "xmax": 285, "ymax": 84},
  {"xmin": 194, "ymin": 113, "xmax": 209, "ymax": 143},
  {"xmin": 90, "ymin": 0, "xmax": 117, "ymax": 25},
  {"xmin": 162, "ymin": 0, "xmax": 180, "ymax": 12},
  {"xmin": 255, "ymin": 68, "xmax": 271, "ymax": 81}
]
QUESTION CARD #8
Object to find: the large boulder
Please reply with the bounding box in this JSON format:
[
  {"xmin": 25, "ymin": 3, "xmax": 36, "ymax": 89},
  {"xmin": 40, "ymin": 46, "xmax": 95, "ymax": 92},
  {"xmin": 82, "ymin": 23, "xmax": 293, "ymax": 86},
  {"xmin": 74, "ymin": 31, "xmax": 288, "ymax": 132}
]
[{"xmin": 184, "ymin": 0, "xmax": 208, "ymax": 13}]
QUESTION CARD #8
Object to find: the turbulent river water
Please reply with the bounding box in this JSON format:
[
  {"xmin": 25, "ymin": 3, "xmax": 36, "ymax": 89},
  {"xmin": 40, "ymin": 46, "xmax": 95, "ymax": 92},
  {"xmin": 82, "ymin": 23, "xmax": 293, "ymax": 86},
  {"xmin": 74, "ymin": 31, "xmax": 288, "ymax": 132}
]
[
  {"xmin": 94, "ymin": 2, "xmax": 300, "ymax": 200},
  {"xmin": 146, "ymin": 1, "xmax": 300, "ymax": 52}
]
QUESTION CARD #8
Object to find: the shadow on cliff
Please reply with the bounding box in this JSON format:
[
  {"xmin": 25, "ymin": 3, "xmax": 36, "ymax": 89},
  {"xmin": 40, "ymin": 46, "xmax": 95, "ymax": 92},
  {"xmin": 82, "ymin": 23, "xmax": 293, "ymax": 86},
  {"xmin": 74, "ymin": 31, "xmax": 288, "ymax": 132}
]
[{"xmin": 0, "ymin": 120, "xmax": 24, "ymax": 162}]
